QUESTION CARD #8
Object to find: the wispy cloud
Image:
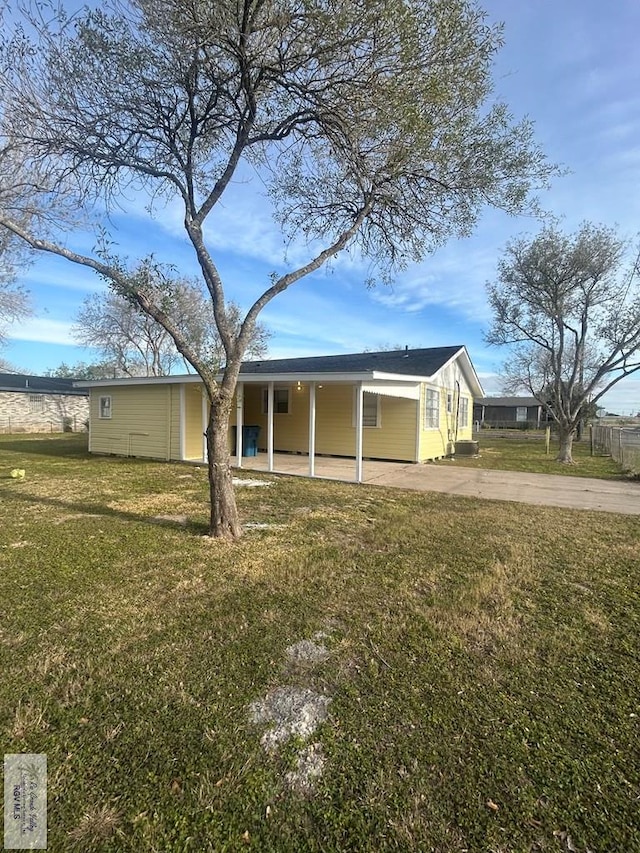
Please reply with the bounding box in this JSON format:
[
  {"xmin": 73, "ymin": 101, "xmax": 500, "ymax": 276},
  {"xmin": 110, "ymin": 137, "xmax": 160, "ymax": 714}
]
[{"xmin": 7, "ymin": 318, "xmax": 76, "ymax": 346}]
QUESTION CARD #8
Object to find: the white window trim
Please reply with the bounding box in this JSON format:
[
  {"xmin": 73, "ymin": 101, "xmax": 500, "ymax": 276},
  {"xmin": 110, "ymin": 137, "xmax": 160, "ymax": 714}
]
[
  {"xmin": 424, "ymin": 386, "xmax": 440, "ymax": 430},
  {"xmin": 459, "ymin": 396, "xmax": 469, "ymax": 427},
  {"xmin": 98, "ymin": 395, "xmax": 112, "ymax": 419},
  {"xmin": 516, "ymin": 406, "xmax": 528, "ymax": 422},
  {"xmin": 262, "ymin": 386, "xmax": 291, "ymax": 415},
  {"xmin": 352, "ymin": 389, "xmax": 381, "ymax": 428}
]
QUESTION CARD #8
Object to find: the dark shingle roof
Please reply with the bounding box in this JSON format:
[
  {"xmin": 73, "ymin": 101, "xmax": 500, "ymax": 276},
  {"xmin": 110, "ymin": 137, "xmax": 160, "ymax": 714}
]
[
  {"xmin": 238, "ymin": 346, "xmax": 463, "ymax": 377},
  {"xmin": 0, "ymin": 373, "xmax": 89, "ymax": 396},
  {"xmin": 476, "ymin": 396, "xmax": 540, "ymax": 407}
]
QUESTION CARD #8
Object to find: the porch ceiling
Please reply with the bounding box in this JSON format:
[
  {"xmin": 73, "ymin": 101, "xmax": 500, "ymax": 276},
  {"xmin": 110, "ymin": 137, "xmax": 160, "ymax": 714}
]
[{"xmin": 361, "ymin": 382, "xmax": 420, "ymax": 400}]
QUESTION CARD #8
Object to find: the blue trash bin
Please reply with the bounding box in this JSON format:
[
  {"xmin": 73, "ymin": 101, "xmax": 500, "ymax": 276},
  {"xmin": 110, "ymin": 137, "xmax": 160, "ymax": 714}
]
[
  {"xmin": 232, "ymin": 425, "xmax": 261, "ymax": 457},
  {"xmin": 243, "ymin": 425, "xmax": 261, "ymax": 457}
]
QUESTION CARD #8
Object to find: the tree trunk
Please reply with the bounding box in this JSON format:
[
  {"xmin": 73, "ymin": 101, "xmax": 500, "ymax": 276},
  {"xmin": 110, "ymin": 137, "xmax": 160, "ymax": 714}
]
[
  {"xmin": 205, "ymin": 398, "xmax": 242, "ymax": 539},
  {"xmin": 556, "ymin": 426, "xmax": 576, "ymax": 463}
]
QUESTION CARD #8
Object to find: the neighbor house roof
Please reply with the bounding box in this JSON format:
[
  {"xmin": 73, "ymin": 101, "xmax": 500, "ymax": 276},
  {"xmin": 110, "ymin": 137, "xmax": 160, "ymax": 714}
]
[
  {"xmin": 0, "ymin": 373, "xmax": 89, "ymax": 396},
  {"xmin": 476, "ymin": 396, "xmax": 541, "ymax": 407}
]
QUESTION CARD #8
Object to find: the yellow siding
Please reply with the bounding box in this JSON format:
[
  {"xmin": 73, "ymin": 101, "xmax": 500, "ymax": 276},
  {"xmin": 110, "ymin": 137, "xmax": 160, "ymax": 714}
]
[
  {"xmin": 418, "ymin": 364, "xmax": 476, "ymax": 461},
  {"xmin": 169, "ymin": 385, "xmax": 181, "ymax": 460},
  {"xmin": 242, "ymin": 382, "xmax": 417, "ymax": 462},
  {"xmin": 89, "ymin": 385, "xmax": 171, "ymax": 459},
  {"xmin": 184, "ymin": 384, "xmax": 206, "ymax": 460}
]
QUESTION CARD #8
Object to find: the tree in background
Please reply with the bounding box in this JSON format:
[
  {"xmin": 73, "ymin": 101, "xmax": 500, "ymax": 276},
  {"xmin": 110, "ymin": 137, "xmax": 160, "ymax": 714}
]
[
  {"xmin": 0, "ymin": 0, "xmax": 556, "ymax": 537},
  {"xmin": 486, "ymin": 222, "xmax": 640, "ymax": 462},
  {"xmin": 0, "ymin": 356, "xmax": 23, "ymax": 373},
  {"xmin": 73, "ymin": 282, "xmax": 270, "ymax": 377},
  {"xmin": 0, "ymin": 275, "xmax": 30, "ymax": 347},
  {"xmin": 44, "ymin": 361, "xmax": 121, "ymax": 380}
]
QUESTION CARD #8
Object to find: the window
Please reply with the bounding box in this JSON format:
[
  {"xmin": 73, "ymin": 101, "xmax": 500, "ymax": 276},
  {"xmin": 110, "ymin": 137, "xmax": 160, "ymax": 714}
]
[
  {"xmin": 516, "ymin": 406, "xmax": 528, "ymax": 423},
  {"xmin": 28, "ymin": 394, "xmax": 44, "ymax": 412},
  {"xmin": 262, "ymin": 387, "xmax": 290, "ymax": 414},
  {"xmin": 99, "ymin": 395, "xmax": 112, "ymax": 419},
  {"xmin": 363, "ymin": 393, "xmax": 380, "ymax": 427},
  {"xmin": 446, "ymin": 392, "xmax": 453, "ymax": 414},
  {"xmin": 459, "ymin": 397, "xmax": 469, "ymax": 427},
  {"xmin": 353, "ymin": 391, "xmax": 380, "ymax": 428},
  {"xmin": 424, "ymin": 388, "xmax": 439, "ymax": 429}
]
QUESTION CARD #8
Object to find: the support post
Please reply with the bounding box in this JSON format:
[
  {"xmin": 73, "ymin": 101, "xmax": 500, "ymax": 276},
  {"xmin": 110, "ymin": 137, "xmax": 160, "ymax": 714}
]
[
  {"xmin": 309, "ymin": 382, "xmax": 316, "ymax": 477},
  {"xmin": 267, "ymin": 381, "xmax": 274, "ymax": 472},
  {"xmin": 235, "ymin": 383, "xmax": 244, "ymax": 467},
  {"xmin": 355, "ymin": 382, "xmax": 363, "ymax": 483}
]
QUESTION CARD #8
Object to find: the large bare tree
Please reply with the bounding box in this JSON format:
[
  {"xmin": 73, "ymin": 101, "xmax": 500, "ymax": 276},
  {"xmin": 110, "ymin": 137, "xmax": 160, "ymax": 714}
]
[
  {"xmin": 486, "ymin": 223, "xmax": 640, "ymax": 462},
  {"xmin": 74, "ymin": 282, "xmax": 270, "ymax": 377},
  {"xmin": 0, "ymin": 0, "xmax": 555, "ymax": 537}
]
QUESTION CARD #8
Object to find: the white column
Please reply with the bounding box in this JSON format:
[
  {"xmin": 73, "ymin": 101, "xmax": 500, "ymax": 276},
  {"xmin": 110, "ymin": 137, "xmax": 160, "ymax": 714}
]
[
  {"xmin": 308, "ymin": 381, "xmax": 316, "ymax": 477},
  {"xmin": 179, "ymin": 385, "xmax": 186, "ymax": 461},
  {"xmin": 267, "ymin": 381, "xmax": 274, "ymax": 472},
  {"xmin": 235, "ymin": 382, "xmax": 244, "ymax": 467},
  {"xmin": 355, "ymin": 382, "xmax": 363, "ymax": 483},
  {"xmin": 202, "ymin": 388, "xmax": 208, "ymax": 463}
]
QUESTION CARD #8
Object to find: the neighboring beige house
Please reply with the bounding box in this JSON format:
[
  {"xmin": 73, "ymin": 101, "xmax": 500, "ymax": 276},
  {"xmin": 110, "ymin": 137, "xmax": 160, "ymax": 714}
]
[
  {"xmin": 0, "ymin": 373, "xmax": 89, "ymax": 434},
  {"xmin": 77, "ymin": 346, "xmax": 483, "ymax": 481}
]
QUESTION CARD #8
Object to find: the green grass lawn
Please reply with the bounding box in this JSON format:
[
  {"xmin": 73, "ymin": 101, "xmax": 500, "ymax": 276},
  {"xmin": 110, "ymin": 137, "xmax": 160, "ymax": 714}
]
[
  {"xmin": 449, "ymin": 434, "xmax": 625, "ymax": 479},
  {"xmin": 1, "ymin": 434, "xmax": 639, "ymax": 852}
]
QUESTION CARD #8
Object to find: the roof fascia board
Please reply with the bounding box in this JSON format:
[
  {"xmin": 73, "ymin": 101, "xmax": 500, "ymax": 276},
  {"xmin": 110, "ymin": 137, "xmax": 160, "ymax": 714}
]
[{"xmin": 76, "ymin": 370, "xmax": 438, "ymax": 389}]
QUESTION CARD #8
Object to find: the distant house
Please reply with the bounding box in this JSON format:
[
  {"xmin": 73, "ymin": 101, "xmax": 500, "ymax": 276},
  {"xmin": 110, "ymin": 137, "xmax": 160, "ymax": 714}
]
[
  {"xmin": 0, "ymin": 373, "xmax": 89, "ymax": 434},
  {"xmin": 77, "ymin": 346, "xmax": 484, "ymax": 480},
  {"xmin": 473, "ymin": 396, "xmax": 546, "ymax": 430}
]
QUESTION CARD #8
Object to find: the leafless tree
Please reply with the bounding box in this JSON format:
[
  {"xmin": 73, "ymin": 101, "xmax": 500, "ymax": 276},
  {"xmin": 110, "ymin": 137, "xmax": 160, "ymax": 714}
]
[
  {"xmin": 0, "ymin": 0, "xmax": 556, "ymax": 537},
  {"xmin": 73, "ymin": 282, "xmax": 270, "ymax": 377},
  {"xmin": 486, "ymin": 222, "xmax": 640, "ymax": 462}
]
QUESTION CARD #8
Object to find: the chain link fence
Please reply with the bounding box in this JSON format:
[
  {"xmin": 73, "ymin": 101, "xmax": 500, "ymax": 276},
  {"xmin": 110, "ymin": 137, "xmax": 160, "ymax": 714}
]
[
  {"xmin": 591, "ymin": 425, "xmax": 640, "ymax": 474},
  {"xmin": 0, "ymin": 415, "xmax": 85, "ymax": 434}
]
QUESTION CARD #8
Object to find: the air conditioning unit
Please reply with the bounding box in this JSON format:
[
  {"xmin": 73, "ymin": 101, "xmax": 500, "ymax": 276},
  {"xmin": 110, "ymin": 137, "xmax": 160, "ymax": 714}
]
[{"xmin": 454, "ymin": 440, "xmax": 479, "ymax": 456}]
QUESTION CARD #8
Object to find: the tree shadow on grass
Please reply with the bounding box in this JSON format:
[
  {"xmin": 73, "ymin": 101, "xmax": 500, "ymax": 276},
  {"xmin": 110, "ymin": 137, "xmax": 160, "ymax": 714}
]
[
  {"xmin": 0, "ymin": 435, "xmax": 90, "ymax": 459},
  {"xmin": 0, "ymin": 485, "xmax": 210, "ymax": 536}
]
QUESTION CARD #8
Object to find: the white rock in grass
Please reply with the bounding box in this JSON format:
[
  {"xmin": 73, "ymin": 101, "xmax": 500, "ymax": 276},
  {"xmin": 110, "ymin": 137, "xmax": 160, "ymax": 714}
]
[
  {"xmin": 285, "ymin": 639, "xmax": 330, "ymax": 666},
  {"xmin": 10, "ymin": 469, "xmax": 25, "ymax": 479},
  {"xmin": 232, "ymin": 478, "xmax": 273, "ymax": 487},
  {"xmin": 249, "ymin": 686, "xmax": 331, "ymax": 753}
]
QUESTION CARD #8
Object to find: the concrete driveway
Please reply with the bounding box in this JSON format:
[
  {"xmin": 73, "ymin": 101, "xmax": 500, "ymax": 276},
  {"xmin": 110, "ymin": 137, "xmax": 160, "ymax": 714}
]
[
  {"xmin": 364, "ymin": 462, "xmax": 640, "ymax": 515},
  {"xmin": 241, "ymin": 453, "xmax": 640, "ymax": 515}
]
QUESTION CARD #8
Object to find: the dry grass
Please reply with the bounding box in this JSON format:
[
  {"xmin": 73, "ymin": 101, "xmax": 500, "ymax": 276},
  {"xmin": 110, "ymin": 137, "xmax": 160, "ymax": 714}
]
[
  {"xmin": 10, "ymin": 701, "xmax": 49, "ymax": 739},
  {"xmin": 68, "ymin": 803, "xmax": 122, "ymax": 847}
]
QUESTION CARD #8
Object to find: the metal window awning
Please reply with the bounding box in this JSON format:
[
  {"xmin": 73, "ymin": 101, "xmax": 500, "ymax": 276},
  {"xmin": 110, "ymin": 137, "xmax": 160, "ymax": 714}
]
[{"xmin": 361, "ymin": 382, "xmax": 420, "ymax": 400}]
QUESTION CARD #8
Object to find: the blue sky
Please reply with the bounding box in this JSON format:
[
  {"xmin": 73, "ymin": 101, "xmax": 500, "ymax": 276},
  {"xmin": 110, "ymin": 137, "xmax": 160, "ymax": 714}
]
[{"xmin": 4, "ymin": 0, "xmax": 640, "ymax": 413}]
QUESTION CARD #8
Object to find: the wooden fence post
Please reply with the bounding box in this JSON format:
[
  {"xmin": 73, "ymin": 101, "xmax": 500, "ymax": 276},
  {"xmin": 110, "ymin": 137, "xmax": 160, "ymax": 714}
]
[{"xmin": 545, "ymin": 426, "xmax": 551, "ymax": 456}]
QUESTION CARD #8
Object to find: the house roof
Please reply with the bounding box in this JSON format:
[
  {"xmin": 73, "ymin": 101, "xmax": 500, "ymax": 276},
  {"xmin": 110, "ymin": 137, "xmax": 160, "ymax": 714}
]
[
  {"xmin": 0, "ymin": 373, "xmax": 89, "ymax": 396},
  {"xmin": 476, "ymin": 396, "xmax": 541, "ymax": 407},
  {"xmin": 238, "ymin": 346, "xmax": 463, "ymax": 376},
  {"xmin": 74, "ymin": 346, "xmax": 484, "ymax": 397}
]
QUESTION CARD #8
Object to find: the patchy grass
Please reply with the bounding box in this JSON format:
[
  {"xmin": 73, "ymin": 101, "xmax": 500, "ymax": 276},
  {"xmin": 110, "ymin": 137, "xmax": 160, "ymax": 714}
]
[
  {"xmin": 449, "ymin": 435, "xmax": 624, "ymax": 479},
  {"xmin": 0, "ymin": 434, "xmax": 639, "ymax": 852}
]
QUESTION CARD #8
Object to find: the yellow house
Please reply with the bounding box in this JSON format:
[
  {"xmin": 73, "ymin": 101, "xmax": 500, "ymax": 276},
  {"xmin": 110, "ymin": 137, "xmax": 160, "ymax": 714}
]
[{"xmin": 77, "ymin": 346, "xmax": 483, "ymax": 481}]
